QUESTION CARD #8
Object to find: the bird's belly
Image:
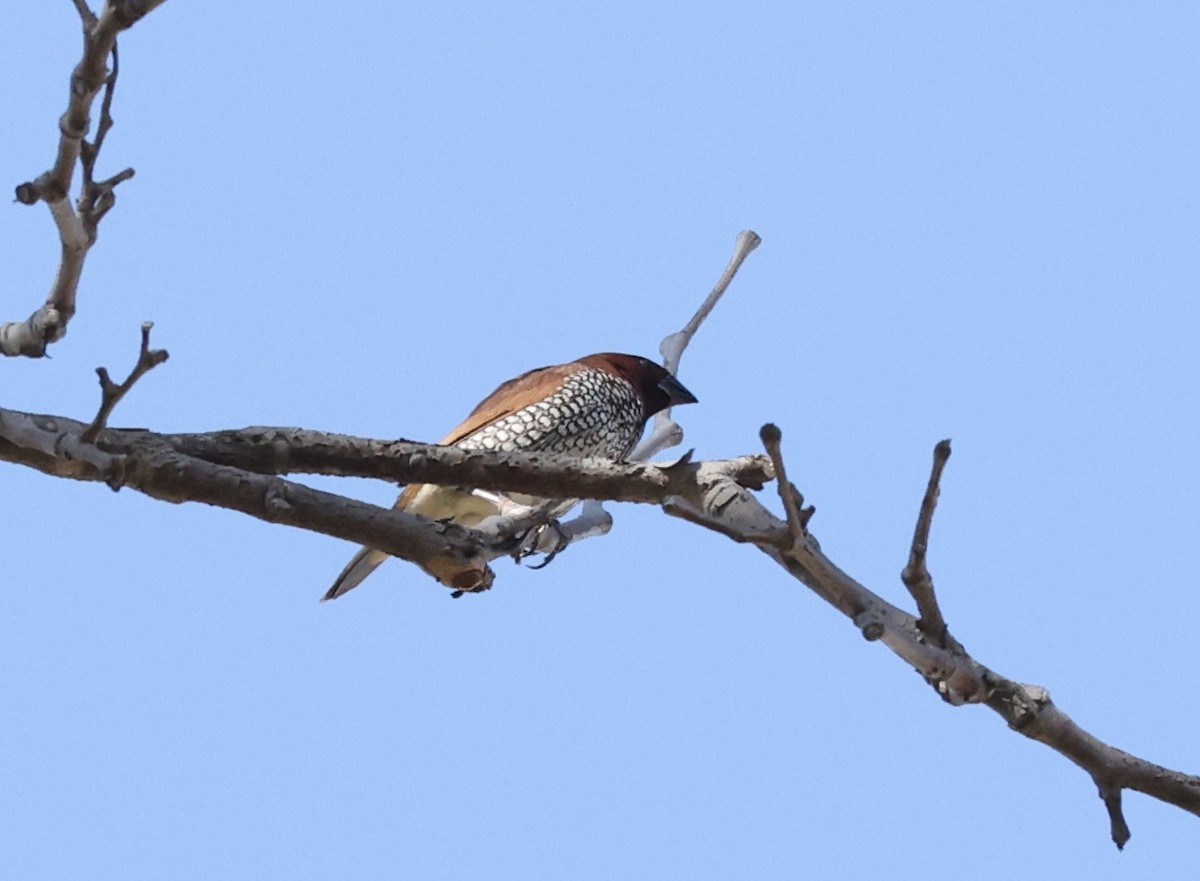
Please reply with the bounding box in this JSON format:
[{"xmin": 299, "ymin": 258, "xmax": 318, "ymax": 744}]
[
  {"xmin": 405, "ymin": 484, "xmax": 498, "ymax": 525},
  {"xmin": 404, "ymin": 484, "xmax": 556, "ymax": 527}
]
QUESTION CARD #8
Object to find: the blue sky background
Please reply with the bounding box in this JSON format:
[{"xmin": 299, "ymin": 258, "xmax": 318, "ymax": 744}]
[{"xmin": 2, "ymin": 2, "xmax": 1198, "ymax": 877}]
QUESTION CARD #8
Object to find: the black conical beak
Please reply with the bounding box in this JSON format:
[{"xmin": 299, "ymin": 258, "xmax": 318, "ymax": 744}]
[{"xmin": 658, "ymin": 373, "xmax": 698, "ymax": 406}]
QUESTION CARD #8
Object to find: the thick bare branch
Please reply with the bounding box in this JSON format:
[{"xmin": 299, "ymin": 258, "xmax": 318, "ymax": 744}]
[
  {"xmin": 0, "ymin": 404, "xmax": 774, "ymax": 584},
  {"xmin": 662, "ymin": 429, "xmax": 1200, "ymax": 848},
  {"xmin": 144, "ymin": 423, "xmax": 774, "ymax": 504},
  {"xmin": 1, "ymin": 398, "xmax": 1197, "ymax": 844},
  {"xmin": 1, "ymin": 1, "xmax": 168, "ymax": 357},
  {"xmin": 0, "ymin": 410, "xmax": 491, "ymax": 581}
]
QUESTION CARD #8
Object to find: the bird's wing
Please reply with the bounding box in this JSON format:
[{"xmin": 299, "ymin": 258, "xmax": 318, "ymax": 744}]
[
  {"xmin": 395, "ymin": 361, "xmax": 580, "ymax": 509},
  {"xmin": 437, "ymin": 361, "xmax": 580, "ymax": 445}
]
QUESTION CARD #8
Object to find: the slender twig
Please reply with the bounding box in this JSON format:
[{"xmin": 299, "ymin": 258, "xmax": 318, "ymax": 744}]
[
  {"xmin": 82, "ymin": 322, "xmax": 169, "ymax": 442},
  {"xmin": 631, "ymin": 230, "xmax": 761, "ymax": 462},
  {"xmin": 80, "ymin": 42, "xmax": 134, "ymax": 236},
  {"xmin": 92, "ymin": 40, "xmax": 118, "ymax": 159},
  {"xmin": 758, "ymin": 423, "xmax": 812, "ymax": 545},
  {"xmin": 659, "ymin": 229, "xmax": 761, "ymax": 376},
  {"xmin": 79, "ymin": 41, "xmax": 118, "ymax": 187},
  {"xmin": 901, "ymin": 439, "xmax": 952, "ymax": 646}
]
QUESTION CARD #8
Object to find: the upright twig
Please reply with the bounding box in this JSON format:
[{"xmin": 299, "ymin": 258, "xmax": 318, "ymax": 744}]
[
  {"xmin": 82, "ymin": 322, "xmax": 169, "ymax": 443},
  {"xmin": 659, "ymin": 229, "xmax": 762, "ymax": 376},
  {"xmin": 758, "ymin": 423, "xmax": 811, "ymax": 545},
  {"xmin": 901, "ymin": 439, "xmax": 953, "ymax": 646},
  {"xmin": 631, "ymin": 230, "xmax": 761, "ymax": 461},
  {"xmin": 79, "ymin": 41, "xmax": 135, "ymax": 236}
]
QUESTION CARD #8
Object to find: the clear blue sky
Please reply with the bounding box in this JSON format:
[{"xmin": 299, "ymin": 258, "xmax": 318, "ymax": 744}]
[{"xmin": 2, "ymin": 2, "xmax": 1198, "ymax": 877}]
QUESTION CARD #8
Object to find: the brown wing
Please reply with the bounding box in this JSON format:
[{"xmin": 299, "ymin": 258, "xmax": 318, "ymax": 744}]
[
  {"xmin": 436, "ymin": 361, "xmax": 582, "ymax": 445},
  {"xmin": 395, "ymin": 360, "xmax": 581, "ymax": 509}
]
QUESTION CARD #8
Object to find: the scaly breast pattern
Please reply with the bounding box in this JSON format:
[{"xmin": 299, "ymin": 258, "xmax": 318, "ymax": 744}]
[{"xmin": 456, "ymin": 367, "xmax": 644, "ymax": 459}]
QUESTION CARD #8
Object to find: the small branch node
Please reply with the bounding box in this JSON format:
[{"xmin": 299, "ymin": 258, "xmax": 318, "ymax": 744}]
[
  {"xmin": 101, "ymin": 455, "xmax": 127, "ymax": 491},
  {"xmin": 854, "ymin": 609, "xmax": 886, "ymax": 641},
  {"xmin": 799, "ymin": 500, "xmax": 816, "ymax": 527},
  {"xmin": 14, "ymin": 182, "xmax": 40, "ymax": 205},
  {"xmin": 264, "ymin": 483, "xmax": 295, "ymax": 516}
]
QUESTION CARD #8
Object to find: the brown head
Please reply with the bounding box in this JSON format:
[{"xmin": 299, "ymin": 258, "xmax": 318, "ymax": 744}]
[{"xmin": 578, "ymin": 353, "xmax": 698, "ymax": 420}]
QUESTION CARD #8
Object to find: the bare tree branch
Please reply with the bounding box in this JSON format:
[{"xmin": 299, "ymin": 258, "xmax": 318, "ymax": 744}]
[
  {"xmin": 82, "ymin": 321, "xmax": 169, "ymax": 442},
  {"xmin": 0, "ymin": 407, "xmax": 773, "ymax": 504},
  {"xmin": 2, "ymin": 400, "xmax": 1197, "ymax": 848},
  {"xmin": 0, "ymin": 409, "xmax": 494, "ymax": 579},
  {"xmin": 3, "ymin": 210, "xmax": 1193, "ymax": 847},
  {"xmin": 630, "ymin": 229, "xmax": 761, "ymax": 462},
  {"xmin": 1, "ymin": 0, "xmax": 167, "ymax": 358},
  {"xmin": 660, "ymin": 229, "xmax": 762, "ymax": 377},
  {"xmin": 672, "ymin": 431, "xmax": 1200, "ymax": 848},
  {"xmin": 900, "ymin": 438, "xmax": 953, "ymax": 647},
  {"xmin": 758, "ymin": 423, "xmax": 814, "ymax": 545}
]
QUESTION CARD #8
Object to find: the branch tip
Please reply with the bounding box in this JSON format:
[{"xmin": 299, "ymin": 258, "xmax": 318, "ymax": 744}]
[
  {"xmin": 14, "ymin": 182, "xmax": 40, "ymax": 205},
  {"xmin": 759, "ymin": 422, "xmax": 781, "ymax": 447},
  {"xmin": 71, "ymin": 0, "xmax": 98, "ymax": 28},
  {"xmin": 1099, "ymin": 785, "xmax": 1131, "ymax": 850},
  {"xmin": 799, "ymin": 502, "xmax": 815, "ymax": 527}
]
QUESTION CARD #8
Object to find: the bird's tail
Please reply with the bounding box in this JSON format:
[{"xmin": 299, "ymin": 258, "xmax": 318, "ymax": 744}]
[{"xmin": 322, "ymin": 547, "xmax": 388, "ymax": 601}]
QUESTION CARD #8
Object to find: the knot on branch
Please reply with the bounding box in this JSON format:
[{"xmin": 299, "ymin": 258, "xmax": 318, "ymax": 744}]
[
  {"xmin": 264, "ymin": 481, "xmax": 294, "ymax": 516},
  {"xmin": 854, "ymin": 608, "xmax": 886, "ymax": 641}
]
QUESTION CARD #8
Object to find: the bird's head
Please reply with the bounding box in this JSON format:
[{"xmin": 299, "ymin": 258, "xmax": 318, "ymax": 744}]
[{"xmin": 581, "ymin": 353, "xmax": 698, "ymax": 419}]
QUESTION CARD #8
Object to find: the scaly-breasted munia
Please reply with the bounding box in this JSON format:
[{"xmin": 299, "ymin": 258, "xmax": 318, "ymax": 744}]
[{"xmin": 323, "ymin": 353, "xmax": 697, "ymax": 600}]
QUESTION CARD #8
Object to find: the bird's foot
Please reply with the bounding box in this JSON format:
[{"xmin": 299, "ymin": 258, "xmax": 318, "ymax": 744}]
[{"xmin": 512, "ymin": 520, "xmax": 569, "ymax": 570}]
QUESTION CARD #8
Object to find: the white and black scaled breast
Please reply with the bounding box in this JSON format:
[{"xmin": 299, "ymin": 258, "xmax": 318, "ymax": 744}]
[{"xmin": 456, "ymin": 366, "xmax": 645, "ymax": 459}]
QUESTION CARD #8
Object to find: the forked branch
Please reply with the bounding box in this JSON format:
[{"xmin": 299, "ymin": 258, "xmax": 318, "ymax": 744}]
[
  {"xmin": 82, "ymin": 322, "xmax": 169, "ymax": 442},
  {"xmin": 670, "ymin": 425, "xmax": 1200, "ymax": 849},
  {"xmin": 1, "ymin": 0, "xmax": 168, "ymax": 357}
]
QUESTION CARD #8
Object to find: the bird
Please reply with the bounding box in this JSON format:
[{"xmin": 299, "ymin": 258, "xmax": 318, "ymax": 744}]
[{"xmin": 322, "ymin": 352, "xmax": 697, "ymax": 601}]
